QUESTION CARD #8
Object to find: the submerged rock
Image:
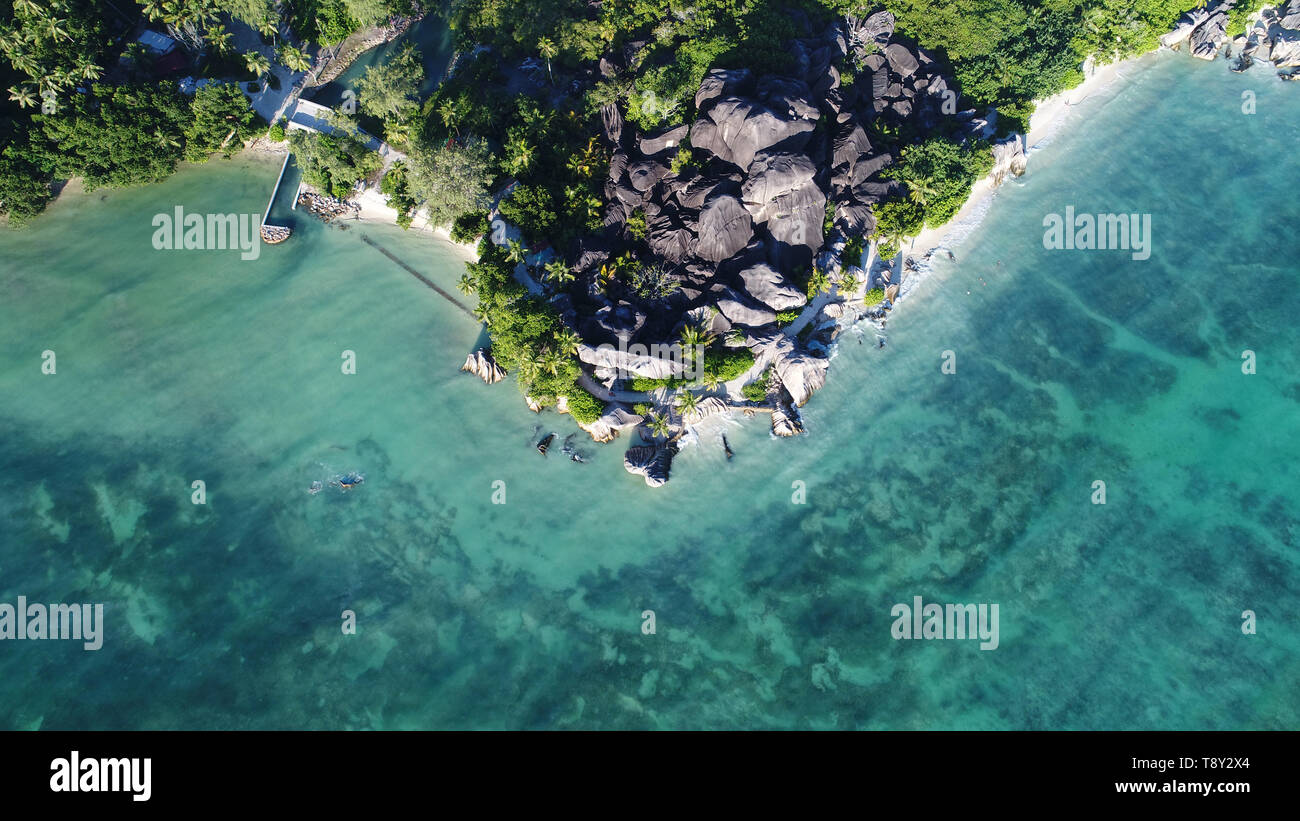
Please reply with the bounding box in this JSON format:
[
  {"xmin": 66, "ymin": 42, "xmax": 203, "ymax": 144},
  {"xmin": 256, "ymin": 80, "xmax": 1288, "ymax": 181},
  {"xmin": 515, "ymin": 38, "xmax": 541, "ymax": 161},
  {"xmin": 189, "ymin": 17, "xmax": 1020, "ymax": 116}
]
[{"xmin": 623, "ymin": 444, "xmax": 675, "ymax": 487}]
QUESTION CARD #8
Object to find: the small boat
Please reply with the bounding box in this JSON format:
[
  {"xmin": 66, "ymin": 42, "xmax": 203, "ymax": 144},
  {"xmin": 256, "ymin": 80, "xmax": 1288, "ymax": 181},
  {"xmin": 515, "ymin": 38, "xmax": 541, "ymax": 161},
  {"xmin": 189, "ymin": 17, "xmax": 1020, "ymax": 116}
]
[
  {"xmin": 722, "ymin": 435, "xmax": 734, "ymax": 460},
  {"xmin": 536, "ymin": 433, "xmax": 555, "ymax": 455}
]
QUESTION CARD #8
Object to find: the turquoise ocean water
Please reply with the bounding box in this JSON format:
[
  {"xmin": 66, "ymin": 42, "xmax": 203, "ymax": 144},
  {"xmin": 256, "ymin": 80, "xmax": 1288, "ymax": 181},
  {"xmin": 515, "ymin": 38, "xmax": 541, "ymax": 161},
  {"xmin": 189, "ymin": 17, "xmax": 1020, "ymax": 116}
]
[{"xmin": 0, "ymin": 51, "xmax": 1296, "ymax": 729}]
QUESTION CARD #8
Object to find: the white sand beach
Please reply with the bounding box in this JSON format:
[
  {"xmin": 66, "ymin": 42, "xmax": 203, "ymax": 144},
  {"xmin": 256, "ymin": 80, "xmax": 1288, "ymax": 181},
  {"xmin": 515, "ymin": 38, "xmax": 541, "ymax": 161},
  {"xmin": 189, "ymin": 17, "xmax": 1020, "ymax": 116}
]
[{"xmin": 906, "ymin": 50, "xmax": 1157, "ymax": 262}]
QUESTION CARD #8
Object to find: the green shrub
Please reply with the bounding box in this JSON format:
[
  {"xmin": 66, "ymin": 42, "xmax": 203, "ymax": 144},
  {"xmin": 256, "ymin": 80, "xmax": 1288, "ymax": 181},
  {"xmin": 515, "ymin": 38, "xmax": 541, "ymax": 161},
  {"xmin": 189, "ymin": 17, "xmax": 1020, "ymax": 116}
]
[
  {"xmin": 864, "ymin": 288, "xmax": 886, "ymax": 307},
  {"xmin": 565, "ymin": 388, "xmax": 606, "ymax": 424},
  {"xmin": 630, "ymin": 376, "xmax": 683, "ymax": 392},
  {"xmin": 497, "ymin": 183, "xmax": 557, "ymax": 242},
  {"xmin": 703, "ymin": 347, "xmax": 754, "ymax": 382},
  {"xmin": 380, "ymin": 162, "xmax": 418, "ymax": 229},
  {"xmin": 741, "ymin": 368, "xmax": 770, "ymax": 402},
  {"xmin": 451, "ymin": 210, "xmax": 490, "ymax": 244},
  {"xmin": 805, "ymin": 267, "xmax": 831, "ymax": 299},
  {"xmin": 776, "ymin": 309, "xmax": 801, "ymax": 325}
]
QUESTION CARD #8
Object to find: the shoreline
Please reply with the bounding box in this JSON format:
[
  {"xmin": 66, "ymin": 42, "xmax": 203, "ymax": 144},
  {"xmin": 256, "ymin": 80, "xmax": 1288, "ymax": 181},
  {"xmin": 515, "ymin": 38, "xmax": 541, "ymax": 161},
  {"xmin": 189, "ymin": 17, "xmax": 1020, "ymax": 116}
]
[
  {"xmin": 347, "ymin": 188, "xmax": 479, "ymax": 262},
  {"xmin": 904, "ymin": 50, "xmax": 1158, "ymax": 263}
]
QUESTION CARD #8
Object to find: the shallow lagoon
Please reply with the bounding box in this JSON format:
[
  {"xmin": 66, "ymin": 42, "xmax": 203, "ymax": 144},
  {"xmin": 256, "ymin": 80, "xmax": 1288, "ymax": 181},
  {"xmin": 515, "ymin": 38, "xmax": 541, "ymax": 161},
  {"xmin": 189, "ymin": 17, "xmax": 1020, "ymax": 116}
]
[{"xmin": 0, "ymin": 52, "xmax": 1296, "ymax": 729}]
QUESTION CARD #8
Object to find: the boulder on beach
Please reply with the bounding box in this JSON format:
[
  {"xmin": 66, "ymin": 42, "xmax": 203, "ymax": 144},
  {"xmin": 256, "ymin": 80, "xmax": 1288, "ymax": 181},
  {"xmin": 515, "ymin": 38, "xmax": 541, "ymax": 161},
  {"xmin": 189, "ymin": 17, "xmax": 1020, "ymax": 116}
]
[
  {"xmin": 1161, "ymin": 9, "xmax": 1209, "ymax": 49},
  {"xmin": 991, "ymin": 134, "xmax": 1027, "ymax": 185},
  {"xmin": 581, "ymin": 403, "xmax": 644, "ymax": 442},
  {"xmin": 1190, "ymin": 10, "xmax": 1229, "ymax": 60},
  {"xmin": 770, "ymin": 402, "xmax": 804, "ymax": 436},
  {"xmin": 576, "ymin": 342, "xmax": 685, "ymax": 379}
]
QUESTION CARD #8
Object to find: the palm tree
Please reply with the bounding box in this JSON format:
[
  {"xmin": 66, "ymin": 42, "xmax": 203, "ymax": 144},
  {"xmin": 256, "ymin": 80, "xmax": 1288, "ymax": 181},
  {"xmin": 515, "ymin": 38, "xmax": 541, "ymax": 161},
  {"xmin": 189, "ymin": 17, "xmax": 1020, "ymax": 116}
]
[
  {"xmin": 554, "ymin": 328, "xmax": 582, "ymax": 356},
  {"xmin": 437, "ymin": 98, "xmax": 461, "ymax": 137},
  {"xmin": 505, "ymin": 135, "xmax": 535, "ymax": 176},
  {"xmin": 472, "ymin": 302, "xmax": 492, "ymax": 326},
  {"xmin": 907, "ymin": 178, "xmax": 938, "ymax": 209},
  {"xmin": 505, "ymin": 239, "xmax": 527, "ymax": 265},
  {"xmin": 42, "ymin": 17, "xmax": 70, "ymax": 42},
  {"xmin": 517, "ymin": 356, "xmax": 540, "ymax": 383},
  {"xmin": 14, "ymin": 0, "xmax": 43, "ymax": 16},
  {"xmin": 207, "ymin": 24, "xmax": 232, "ymax": 55},
  {"xmin": 258, "ymin": 17, "xmax": 279, "ymax": 47},
  {"xmin": 675, "ymin": 390, "xmax": 701, "ymax": 417},
  {"xmin": 153, "ymin": 128, "xmax": 181, "ymax": 149},
  {"xmin": 701, "ymin": 370, "xmax": 724, "ymax": 392},
  {"xmin": 278, "ymin": 45, "xmax": 311, "ymax": 73},
  {"xmin": 537, "ymin": 36, "xmax": 557, "ymax": 85},
  {"xmin": 542, "ymin": 348, "xmax": 567, "ymax": 377},
  {"xmin": 76, "ymin": 61, "xmax": 102, "ymax": 82},
  {"xmin": 544, "ymin": 259, "xmax": 573, "ymax": 286},
  {"xmin": 244, "ymin": 51, "xmax": 271, "ymax": 80},
  {"xmin": 456, "ymin": 274, "xmax": 476, "ymax": 296},
  {"xmin": 646, "ymin": 412, "xmax": 672, "ymax": 440},
  {"xmin": 7, "ymin": 85, "xmax": 37, "ymax": 109}
]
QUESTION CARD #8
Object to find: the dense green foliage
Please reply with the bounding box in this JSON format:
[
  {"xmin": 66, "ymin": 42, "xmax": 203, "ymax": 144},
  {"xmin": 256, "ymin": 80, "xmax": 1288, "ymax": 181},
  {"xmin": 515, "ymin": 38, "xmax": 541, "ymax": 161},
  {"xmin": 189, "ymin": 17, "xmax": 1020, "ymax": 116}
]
[
  {"xmin": 379, "ymin": 161, "xmax": 417, "ymax": 227},
  {"xmin": 703, "ymin": 346, "xmax": 756, "ymax": 382},
  {"xmin": 185, "ymin": 82, "xmax": 259, "ymax": 161},
  {"xmin": 288, "ymin": 115, "xmax": 383, "ymax": 197},
  {"xmin": 741, "ymin": 368, "xmax": 772, "ymax": 401},
  {"xmin": 497, "ymin": 183, "xmax": 557, "ymax": 241},
  {"xmin": 355, "ymin": 42, "xmax": 424, "ymax": 143},
  {"xmin": 450, "ymin": 209, "xmax": 489, "ymax": 243},
  {"xmin": 565, "ymin": 388, "xmax": 607, "ymax": 423},
  {"xmin": 460, "ymin": 240, "xmax": 592, "ymax": 406},
  {"xmin": 885, "ymin": 136, "xmax": 994, "ymax": 225},
  {"xmin": 404, "ymin": 135, "xmax": 494, "ymax": 226}
]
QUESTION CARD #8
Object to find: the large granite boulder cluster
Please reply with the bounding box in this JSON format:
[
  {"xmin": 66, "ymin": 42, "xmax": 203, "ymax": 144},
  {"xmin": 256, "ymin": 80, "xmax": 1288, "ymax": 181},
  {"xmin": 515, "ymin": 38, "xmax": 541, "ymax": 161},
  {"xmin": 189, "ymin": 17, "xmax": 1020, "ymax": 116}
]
[
  {"xmin": 550, "ymin": 11, "xmax": 993, "ymax": 473},
  {"xmin": 576, "ymin": 10, "xmax": 979, "ymax": 356},
  {"xmin": 1239, "ymin": 1, "xmax": 1300, "ymax": 70},
  {"xmin": 1165, "ymin": 1, "xmax": 1300, "ymax": 71}
]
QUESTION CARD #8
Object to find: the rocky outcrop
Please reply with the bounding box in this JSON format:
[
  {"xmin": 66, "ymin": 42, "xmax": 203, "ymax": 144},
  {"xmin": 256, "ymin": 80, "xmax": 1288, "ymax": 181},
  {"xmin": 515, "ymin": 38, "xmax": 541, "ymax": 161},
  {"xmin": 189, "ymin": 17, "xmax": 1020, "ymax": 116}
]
[
  {"xmin": 298, "ymin": 191, "xmax": 359, "ymax": 221},
  {"xmin": 696, "ymin": 195, "xmax": 754, "ymax": 261},
  {"xmin": 1161, "ymin": 8, "xmax": 1211, "ymax": 49},
  {"xmin": 990, "ymin": 135, "xmax": 1027, "ymax": 186},
  {"xmin": 623, "ymin": 444, "xmax": 675, "ymax": 487},
  {"xmin": 770, "ymin": 400, "xmax": 804, "ymax": 437},
  {"xmin": 461, "ymin": 348, "xmax": 506, "ymax": 384},
  {"xmin": 260, "ymin": 224, "xmax": 291, "ymax": 244},
  {"xmin": 1190, "ymin": 5, "xmax": 1231, "ymax": 60},
  {"xmin": 737, "ymin": 262, "xmax": 807, "ymax": 311},
  {"xmin": 581, "ymin": 403, "xmax": 644, "ymax": 442},
  {"xmin": 682, "ymin": 396, "xmax": 732, "ymax": 424},
  {"xmin": 547, "ymin": 12, "xmax": 1000, "ymax": 466},
  {"xmin": 1165, "ymin": 1, "xmax": 1300, "ymax": 70},
  {"xmin": 576, "ymin": 342, "xmax": 686, "ymax": 379}
]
